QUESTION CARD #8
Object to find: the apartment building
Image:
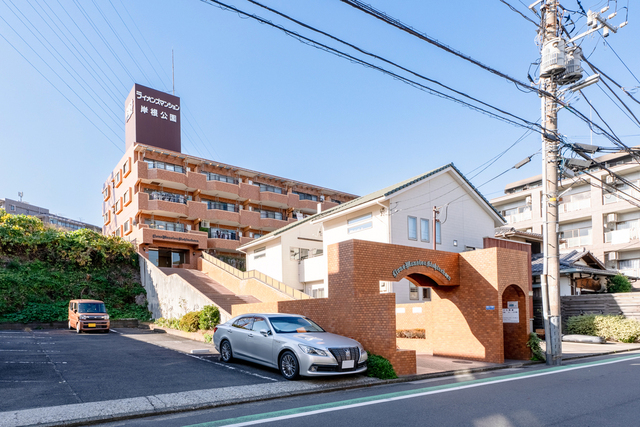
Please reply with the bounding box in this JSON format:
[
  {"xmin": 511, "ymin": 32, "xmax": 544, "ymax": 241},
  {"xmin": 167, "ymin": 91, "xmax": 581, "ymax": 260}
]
[
  {"xmin": 490, "ymin": 149, "xmax": 640, "ymax": 280},
  {"xmin": 102, "ymin": 84, "xmax": 357, "ymax": 268},
  {"xmin": 1, "ymin": 197, "xmax": 101, "ymax": 232}
]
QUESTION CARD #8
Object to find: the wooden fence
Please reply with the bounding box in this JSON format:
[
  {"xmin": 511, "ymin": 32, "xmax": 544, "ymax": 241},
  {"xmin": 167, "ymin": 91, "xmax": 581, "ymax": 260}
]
[{"xmin": 561, "ymin": 293, "xmax": 640, "ymax": 322}]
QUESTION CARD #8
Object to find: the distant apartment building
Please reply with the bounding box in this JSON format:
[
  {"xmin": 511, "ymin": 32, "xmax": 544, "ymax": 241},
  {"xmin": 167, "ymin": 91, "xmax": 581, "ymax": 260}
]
[
  {"xmin": 103, "ymin": 84, "xmax": 357, "ymax": 269},
  {"xmin": 490, "ymin": 149, "xmax": 640, "ymax": 279},
  {"xmin": 0, "ymin": 197, "xmax": 101, "ymax": 232}
]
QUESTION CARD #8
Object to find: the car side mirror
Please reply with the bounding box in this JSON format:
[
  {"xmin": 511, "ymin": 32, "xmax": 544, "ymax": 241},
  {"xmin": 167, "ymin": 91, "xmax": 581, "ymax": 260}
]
[
  {"xmin": 260, "ymin": 329, "xmax": 271, "ymax": 337},
  {"xmin": 74, "ymin": 309, "xmax": 77, "ymax": 313}
]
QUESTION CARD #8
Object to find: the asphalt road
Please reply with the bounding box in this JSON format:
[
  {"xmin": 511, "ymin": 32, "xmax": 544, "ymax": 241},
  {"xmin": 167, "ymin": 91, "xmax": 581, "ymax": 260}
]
[
  {"xmin": 97, "ymin": 351, "xmax": 640, "ymax": 427},
  {"xmin": 0, "ymin": 329, "xmax": 283, "ymax": 412}
]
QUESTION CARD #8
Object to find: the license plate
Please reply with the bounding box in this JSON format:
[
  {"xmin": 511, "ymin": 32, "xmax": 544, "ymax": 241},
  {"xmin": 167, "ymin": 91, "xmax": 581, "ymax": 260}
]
[
  {"xmin": 88, "ymin": 323, "xmax": 96, "ymax": 328},
  {"xmin": 342, "ymin": 360, "xmax": 355, "ymax": 369}
]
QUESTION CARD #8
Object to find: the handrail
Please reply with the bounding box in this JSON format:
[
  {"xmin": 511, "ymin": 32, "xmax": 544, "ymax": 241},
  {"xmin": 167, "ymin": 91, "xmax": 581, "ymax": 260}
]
[{"xmin": 201, "ymin": 252, "xmax": 311, "ymax": 300}]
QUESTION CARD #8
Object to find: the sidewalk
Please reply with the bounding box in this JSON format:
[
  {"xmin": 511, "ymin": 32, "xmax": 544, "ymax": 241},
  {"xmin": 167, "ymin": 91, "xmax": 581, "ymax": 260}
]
[{"xmin": 2, "ymin": 330, "xmax": 639, "ymax": 427}]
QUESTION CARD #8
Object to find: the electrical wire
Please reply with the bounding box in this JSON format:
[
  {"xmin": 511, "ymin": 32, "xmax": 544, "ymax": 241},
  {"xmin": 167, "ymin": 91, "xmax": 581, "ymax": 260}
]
[
  {"xmin": 498, "ymin": 0, "xmax": 540, "ymax": 26},
  {"xmin": 201, "ymin": 0, "xmax": 546, "ymax": 136}
]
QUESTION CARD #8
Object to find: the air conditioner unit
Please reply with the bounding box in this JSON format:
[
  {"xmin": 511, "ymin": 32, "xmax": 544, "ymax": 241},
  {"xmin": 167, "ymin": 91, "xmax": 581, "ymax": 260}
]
[
  {"xmin": 202, "ymin": 220, "xmax": 210, "ymax": 228},
  {"xmin": 248, "ymin": 180, "xmax": 253, "ymax": 185},
  {"xmin": 606, "ymin": 213, "xmax": 618, "ymax": 224},
  {"xmin": 320, "ymin": 195, "xmax": 325, "ymax": 202},
  {"xmin": 608, "ymin": 252, "xmax": 618, "ymax": 261},
  {"xmin": 525, "ymin": 196, "xmax": 532, "ymax": 204},
  {"xmin": 605, "ymin": 175, "xmax": 616, "ymax": 185}
]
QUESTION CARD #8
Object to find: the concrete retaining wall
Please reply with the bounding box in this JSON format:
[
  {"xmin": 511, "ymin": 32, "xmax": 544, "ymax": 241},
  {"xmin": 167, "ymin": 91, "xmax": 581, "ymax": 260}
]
[{"xmin": 140, "ymin": 256, "xmax": 230, "ymax": 322}]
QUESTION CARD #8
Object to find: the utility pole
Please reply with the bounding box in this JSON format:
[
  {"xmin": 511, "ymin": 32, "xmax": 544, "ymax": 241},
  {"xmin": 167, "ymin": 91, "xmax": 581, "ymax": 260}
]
[
  {"xmin": 432, "ymin": 207, "xmax": 439, "ymax": 251},
  {"xmin": 533, "ymin": 0, "xmax": 627, "ymax": 365},
  {"xmin": 540, "ymin": 0, "xmax": 563, "ymax": 366}
]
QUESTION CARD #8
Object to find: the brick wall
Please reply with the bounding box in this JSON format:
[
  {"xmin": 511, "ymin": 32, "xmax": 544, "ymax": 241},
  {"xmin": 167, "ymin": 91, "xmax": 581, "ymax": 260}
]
[{"xmin": 234, "ymin": 239, "xmax": 531, "ymax": 375}]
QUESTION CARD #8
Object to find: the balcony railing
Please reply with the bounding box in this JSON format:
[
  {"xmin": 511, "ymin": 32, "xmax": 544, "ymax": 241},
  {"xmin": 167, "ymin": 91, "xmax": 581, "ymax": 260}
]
[
  {"xmin": 144, "ymin": 160, "xmax": 185, "ymax": 173},
  {"xmin": 206, "ymin": 201, "xmax": 239, "ymax": 212},
  {"xmin": 604, "ymin": 228, "xmax": 640, "ymax": 244},
  {"xmin": 260, "ymin": 211, "xmax": 285, "ymax": 220},
  {"xmin": 201, "ymin": 172, "xmax": 239, "ymax": 185},
  {"xmin": 146, "ymin": 222, "xmax": 187, "ymax": 233},
  {"xmin": 147, "ymin": 191, "xmax": 188, "ymax": 205},
  {"xmin": 504, "ymin": 210, "xmax": 532, "ymax": 224},
  {"xmin": 560, "ymin": 235, "xmax": 592, "ymax": 249},
  {"xmin": 559, "ymin": 198, "xmax": 590, "ymax": 213},
  {"xmin": 209, "ymin": 229, "xmax": 239, "ymax": 240}
]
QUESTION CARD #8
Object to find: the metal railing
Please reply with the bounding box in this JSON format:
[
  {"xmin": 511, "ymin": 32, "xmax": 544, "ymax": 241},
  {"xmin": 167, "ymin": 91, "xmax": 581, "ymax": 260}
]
[{"xmin": 202, "ymin": 252, "xmax": 311, "ymax": 300}]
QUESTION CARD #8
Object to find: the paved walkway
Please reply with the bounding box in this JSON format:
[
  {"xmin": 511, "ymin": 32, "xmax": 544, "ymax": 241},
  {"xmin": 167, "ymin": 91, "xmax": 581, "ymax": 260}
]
[{"xmin": 3, "ymin": 329, "xmax": 639, "ymax": 427}]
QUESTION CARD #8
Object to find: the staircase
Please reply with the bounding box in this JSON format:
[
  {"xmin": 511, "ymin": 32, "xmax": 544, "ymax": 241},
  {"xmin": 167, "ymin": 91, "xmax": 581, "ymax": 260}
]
[{"xmin": 159, "ymin": 268, "xmax": 260, "ymax": 314}]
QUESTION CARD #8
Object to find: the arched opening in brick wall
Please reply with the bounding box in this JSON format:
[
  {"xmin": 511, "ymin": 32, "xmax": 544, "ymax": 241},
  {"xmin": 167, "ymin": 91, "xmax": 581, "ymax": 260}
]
[
  {"xmin": 502, "ymin": 284, "xmax": 529, "ymax": 360},
  {"xmin": 406, "ymin": 273, "xmax": 440, "ymax": 288}
]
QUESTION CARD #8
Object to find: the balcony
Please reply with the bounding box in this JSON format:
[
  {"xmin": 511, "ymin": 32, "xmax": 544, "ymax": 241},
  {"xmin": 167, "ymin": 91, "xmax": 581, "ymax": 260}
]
[
  {"xmin": 240, "ymin": 209, "xmax": 261, "ymax": 228},
  {"xmin": 288, "ymin": 194, "xmax": 318, "ymax": 212},
  {"xmin": 138, "ymin": 192, "xmax": 188, "ymax": 217},
  {"xmin": 604, "ymin": 228, "xmax": 640, "ymax": 244},
  {"xmin": 260, "ymin": 217, "xmax": 289, "ymax": 230},
  {"xmin": 321, "ymin": 200, "xmax": 339, "ymax": 211},
  {"xmin": 239, "ymin": 182, "xmax": 260, "ymax": 200},
  {"xmin": 560, "ymin": 235, "xmax": 592, "ymax": 249},
  {"xmin": 504, "ymin": 210, "xmax": 532, "ymax": 225},
  {"xmin": 240, "ymin": 236, "xmax": 255, "ymax": 245},
  {"xmin": 298, "ymin": 255, "xmax": 325, "ymax": 283},
  {"xmin": 558, "ymin": 198, "xmax": 590, "ymax": 214},
  {"xmin": 207, "ymin": 238, "xmax": 241, "ymax": 251},
  {"xmin": 203, "ymin": 206, "xmax": 240, "ymax": 225},
  {"xmin": 259, "ymin": 190, "xmax": 288, "ymax": 207},
  {"xmin": 138, "ymin": 161, "xmax": 188, "ymax": 186}
]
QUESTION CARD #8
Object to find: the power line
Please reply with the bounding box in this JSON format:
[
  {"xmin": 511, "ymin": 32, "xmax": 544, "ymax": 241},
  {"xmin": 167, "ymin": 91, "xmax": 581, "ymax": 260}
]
[
  {"xmin": 603, "ymin": 38, "xmax": 640, "ymax": 86},
  {"xmin": 201, "ymin": 0, "xmax": 545, "ymax": 135},
  {"xmin": 0, "ymin": 21, "xmax": 122, "ymax": 152},
  {"xmin": 497, "ymin": 0, "xmax": 540, "ymax": 26}
]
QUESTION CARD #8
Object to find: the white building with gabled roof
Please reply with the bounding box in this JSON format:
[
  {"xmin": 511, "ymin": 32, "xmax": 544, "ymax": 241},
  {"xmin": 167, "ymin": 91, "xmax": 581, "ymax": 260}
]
[{"xmin": 238, "ymin": 163, "xmax": 506, "ymax": 303}]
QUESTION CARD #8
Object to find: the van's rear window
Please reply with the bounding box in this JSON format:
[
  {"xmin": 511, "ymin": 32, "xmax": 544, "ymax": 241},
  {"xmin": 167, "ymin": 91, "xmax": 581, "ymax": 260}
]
[{"xmin": 78, "ymin": 303, "xmax": 106, "ymax": 313}]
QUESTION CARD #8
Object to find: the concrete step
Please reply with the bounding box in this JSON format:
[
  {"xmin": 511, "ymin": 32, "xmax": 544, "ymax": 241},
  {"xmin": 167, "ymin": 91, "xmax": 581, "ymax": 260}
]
[{"xmin": 160, "ymin": 268, "xmax": 260, "ymax": 314}]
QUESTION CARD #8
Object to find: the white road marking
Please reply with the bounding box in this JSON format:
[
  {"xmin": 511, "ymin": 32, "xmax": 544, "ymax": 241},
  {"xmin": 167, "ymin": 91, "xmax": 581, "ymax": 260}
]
[
  {"xmin": 186, "ymin": 354, "xmax": 279, "ymax": 382},
  {"xmin": 210, "ymin": 354, "xmax": 640, "ymax": 427}
]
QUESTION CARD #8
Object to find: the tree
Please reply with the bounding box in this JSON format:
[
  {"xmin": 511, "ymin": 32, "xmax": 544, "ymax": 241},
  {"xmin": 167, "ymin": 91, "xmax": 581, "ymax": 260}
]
[{"xmin": 607, "ymin": 274, "xmax": 632, "ymax": 293}]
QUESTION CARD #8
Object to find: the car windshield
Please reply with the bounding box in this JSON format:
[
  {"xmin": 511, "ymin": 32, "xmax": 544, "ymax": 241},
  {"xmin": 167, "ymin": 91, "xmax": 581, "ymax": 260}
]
[
  {"xmin": 78, "ymin": 303, "xmax": 106, "ymax": 313},
  {"xmin": 269, "ymin": 317, "xmax": 325, "ymax": 334}
]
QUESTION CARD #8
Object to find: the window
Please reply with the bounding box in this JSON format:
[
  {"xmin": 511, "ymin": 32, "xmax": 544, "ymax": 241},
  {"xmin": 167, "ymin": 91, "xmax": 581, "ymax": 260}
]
[
  {"xmin": 206, "ymin": 201, "xmax": 238, "ymax": 212},
  {"xmin": 290, "ymin": 248, "xmax": 310, "ymax": 261},
  {"xmin": 115, "ymin": 227, "xmax": 121, "ymax": 237},
  {"xmin": 102, "ymin": 186, "xmax": 110, "ymax": 201},
  {"xmin": 560, "ymin": 227, "xmax": 592, "ymax": 249},
  {"xmin": 202, "ymin": 172, "xmax": 238, "ymax": 184},
  {"xmin": 232, "ymin": 317, "xmax": 254, "ymax": 330},
  {"xmin": 254, "ymin": 246, "xmax": 266, "ymax": 259},
  {"xmin": 210, "ymin": 228, "xmax": 238, "ymax": 240},
  {"xmin": 293, "ymin": 191, "xmax": 318, "ymax": 201},
  {"xmin": 408, "ymin": 216, "xmax": 417, "ymax": 240},
  {"xmin": 144, "ymin": 159, "xmax": 185, "ymax": 173},
  {"xmin": 409, "ymin": 283, "xmax": 419, "ymax": 300},
  {"xmin": 260, "ymin": 210, "xmax": 283, "ymax": 220},
  {"xmin": 103, "ymin": 211, "xmax": 110, "ymax": 225},
  {"xmin": 122, "ymin": 158, "xmax": 129, "ymax": 177},
  {"xmin": 501, "ymin": 205, "xmax": 532, "ymax": 224},
  {"xmin": 123, "ymin": 219, "xmax": 131, "ymax": 235},
  {"xmin": 144, "ymin": 189, "xmax": 188, "ymax": 204},
  {"xmin": 422, "ymin": 287, "xmax": 431, "ymax": 301},
  {"xmin": 435, "ymin": 221, "xmax": 441, "ymax": 244},
  {"xmin": 252, "ymin": 317, "xmax": 270, "ymax": 332},
  {"xmin": 420, "ymin": 218, "xmax": 429, "ymax": 242},
  {"xmin": 145, "ymin": 219, "xmax": 185, "ymax": 232},
  {"xmin": 115, "ymin": 170, "xmax": 122, "ymax": 188},
  {"xmin": 10, "ymin": 204, "xmax": 15, "ymax": 211},
  {"xmin": 256, "ymin": 183, "xmax": 283, "ymax": 194},
  {"xmin": 312, "ymin": 288, "xmax": 325, "ymax": 298},
  {"xmin": 114, "ymin": 198, "xmax": 122, "ymax": 214},
  {"xmin": 347, "ymin": 212, "xmax": 373, "ymax": 234},
  {"xmin": 123, "ymin": 188, "xmax": 131, "ymax": 206}
]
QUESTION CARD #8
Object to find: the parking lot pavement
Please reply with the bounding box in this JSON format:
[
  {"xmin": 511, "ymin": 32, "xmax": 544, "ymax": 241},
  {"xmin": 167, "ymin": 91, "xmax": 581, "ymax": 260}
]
[{"xmin": 0, "ymin": 329, "xmax": 283, "ymax": 413}]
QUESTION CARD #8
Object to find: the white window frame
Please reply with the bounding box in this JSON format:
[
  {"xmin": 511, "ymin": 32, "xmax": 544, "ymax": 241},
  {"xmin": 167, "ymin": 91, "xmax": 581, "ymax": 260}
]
[
  {"xmin": 420, "ymin": 218, "xmax": 430, "ymax": 242},
  {"xmin": 347, "ymin": 212, "xmax": 373, "ymax": 234},
  {"xmin": 407, "ymin": 216, "xmax": 417, "ymax": 240}
]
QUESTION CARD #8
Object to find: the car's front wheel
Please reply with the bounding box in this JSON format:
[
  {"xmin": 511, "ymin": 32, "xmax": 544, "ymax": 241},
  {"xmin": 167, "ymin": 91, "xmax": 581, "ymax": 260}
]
[
  {"xmin": 76, "ymin": 322, "xmax": 81, "ymax": 334},
  {"xmin": 220, "ymin": 340, "xmax": 233, "ymax": 362},
  {"xmin": 279, "ymin": 350, "xmax": 299, "ymax": 380}
]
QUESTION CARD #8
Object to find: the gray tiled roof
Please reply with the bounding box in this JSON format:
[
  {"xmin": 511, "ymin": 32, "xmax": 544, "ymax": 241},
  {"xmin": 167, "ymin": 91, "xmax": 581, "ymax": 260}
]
[
  {"xmin": 531, "ymin": 250, "xmax": 618, "ymax": 277},
  {"xmin": 240, "ymin": 163, "xmax": 503, "ymax": 249}
]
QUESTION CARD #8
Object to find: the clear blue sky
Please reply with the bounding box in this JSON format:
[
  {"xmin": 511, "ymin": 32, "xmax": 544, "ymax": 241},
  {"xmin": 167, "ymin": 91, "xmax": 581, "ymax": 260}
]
[{"xmin": 1, "ymin": 0, "xmax": 638, "ymax": 225}]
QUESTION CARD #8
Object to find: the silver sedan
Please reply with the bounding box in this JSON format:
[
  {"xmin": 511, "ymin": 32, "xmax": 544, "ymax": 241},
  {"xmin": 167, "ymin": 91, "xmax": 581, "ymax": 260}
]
[{"xmin": 213, "ymin": 313, "xmax": 368, "ymax": 380}]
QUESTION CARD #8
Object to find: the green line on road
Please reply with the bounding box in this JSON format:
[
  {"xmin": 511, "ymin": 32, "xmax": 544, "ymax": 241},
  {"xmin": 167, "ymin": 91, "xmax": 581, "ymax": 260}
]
[{"xmin": 185, "ymin": 353, "xmax": 640, "ymax": 427}]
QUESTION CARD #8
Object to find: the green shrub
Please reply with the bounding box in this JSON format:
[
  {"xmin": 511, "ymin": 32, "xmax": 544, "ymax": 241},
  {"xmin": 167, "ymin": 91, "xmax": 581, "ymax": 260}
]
[
  {"xmin": 180, "ymin": 311, "xmax": 202, "ymax": 332},
  {"xmin": 607, "ymin": 274, "xmax": 632, "ymax": 293},
  {"xmin": 155, "ymin": 317, "xmax": 180, "ymax": 329},
  {"xmin": 366, "ymin": 352, "xmax": 397, "ymax": 379},
  {"xmin": 527, "ymin": 333, "xmax": 545, "ymax": 361},
  {"xmin": 396, "ymin": 329, "xmax": 426, "ymax": 339},
  {"xmin": 203, "ymin": 333, "xmax": 213, "ymax": 343},
  {"xmin": 199, "ymin": 305, "xmax": 220, "ymax": 330},
  {"xmin": 0, "ymin": 301, "xmax": 68, "ymax": 323},
  {"xmin": 567, "ymin": 314, "xmax": 640, "ymax": 343}
]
